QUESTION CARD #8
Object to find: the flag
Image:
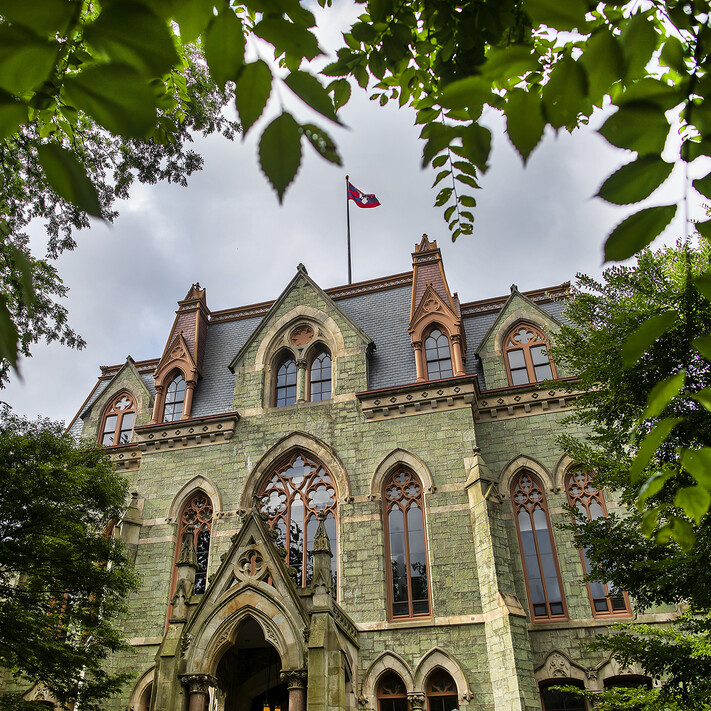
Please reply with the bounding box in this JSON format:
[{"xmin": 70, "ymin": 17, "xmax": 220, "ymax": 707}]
[{"xmin": 348, "ymin": 182, "xmax": 381, "ymax": 208}]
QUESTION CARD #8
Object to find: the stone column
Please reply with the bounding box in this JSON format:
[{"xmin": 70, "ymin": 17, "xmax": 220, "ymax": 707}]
[
  {"xmin": 296, "ymin": 359, "xmax": 307, "ymax": 402},
  {"xmin": 281, "ymin": 669, "xmax": 307, "ymax": 711},
  {"xmin": 450, "ymin": 334, "xmax": 465, "ymax": 376},
  {"xmin": 182, "ymin": 675, "xmax": 216, "ymax": 711},
  {"xmin": 412, "ymin": 341, "xmax": 426, "ymax": 382},
  {"xmin": 182, "ymin": 380, "xmax": 196, "ymax": 419},
  {"xmin": 150, "ymin": 383, "xmax": 165, "ymax": 423},
  {"xmin": 407, "ymin": 692, "xmax": 425, "ymax": 711}
]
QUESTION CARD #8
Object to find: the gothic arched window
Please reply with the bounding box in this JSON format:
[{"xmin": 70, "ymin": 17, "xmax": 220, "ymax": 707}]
[
  {"xmin": 163, "ymin": 374, "xmax": 186, "ymax": 422},
  {"xmin": 100, "ymin": 393, "xmax": 136, "ymax": 445},
  {"xmin": 426, "ymin": 670, "xmax": 458, "ymax": 711},
  {"xmin": 504, "ymin": 323, "xmax": 555, "ymax": 386},
  {"xmin": 383, "ymin": 468, "xmax": 431, "ymax": 619},
  {"xmin": 566, "ymin": 469, "xmax": 631, "ymax": 617},
  {"xmin": 309, "ymin": 348, "xmax": 332, "ymax": 401},
  {"xmin": 274, "ymin": 353, "xmax": 297, "ymax": 407},
  {"xmin": 512, "ymin": 471, "xmax": 567, "ymax": 621},
  {"xmin": 258, "ymin": 452, "xmax": 337, "ymax": 588},
  {"xmin": 171, "ymin": 491, "xmax": 213, "ymax": 597},
  {"xmin": 377, "ymin": 673, "xmax": 408, "ymax": 711},
  {"xmin": 540, "ymin": 681, "xmax": 587, "ymax": 711},
  {"xmin": 424, "ymin": 327, "xmax": 453, "ymax": 380}
]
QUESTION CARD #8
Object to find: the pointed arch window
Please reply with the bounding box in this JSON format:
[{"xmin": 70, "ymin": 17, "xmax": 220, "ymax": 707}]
[
  {"xmin": 377, "ymin": 673, "xmax": 408, "ymax": 711},
  {"xmin": 424, "ymin": 327, "xmax": 453, "ymax": 380},
  {"xmin": 426, "ymin": 670, "xmax": 458, "ymax": 711},
  {"xmin": 504, "ymin": 323, "xmax": 555, "ymax": 386},
  {"xmin": 309, "ymin": 348, "xmax": 332, "ymax": 402},
  {"xmin": 274, "ymin": 353, "xmax": 297, "ymax": 407},
  {"xmin": 171, "ymin": 491, "xmax": 213, "ymax": 598},
  {"xmin": 383, "ymin": 468, "xmax": 431, "ymax": 619},
  {"xmin": 258, "ymin": 452, "xmax": 337, "ymax": 588},
  {"xmin": 566, "ymin": 469, "xmax": 631, "ymax": 617},
  {"xmin": 163, "ymin": 374, "xmax": 186, "ymax": 422},
  {"xmin": 100, "ymin": 393, "xmax": 136, "ymax": 445},
  {"xmin": 540, "ymin": 681, "xmax": 587, "ymax": 711},
  {"xmin": 512, "ymin": 471, "xmax": 567, "ymax": 621}
]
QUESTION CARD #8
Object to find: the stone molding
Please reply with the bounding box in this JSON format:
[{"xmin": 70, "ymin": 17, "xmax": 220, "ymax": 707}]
[
  {"xmin": 180, "ymin": 674, "xmax": 217, "ymax": 695},
  {"xmin": 475, "ymin": 386, "xmax": 577, "ymax": 422},
  {"xmin": 133, "ymin": 413, "xmax": 238, "ymax": 452},
  {"xmin": 280, "ymin": 669, "xmax": 308, "ymax": 689}
]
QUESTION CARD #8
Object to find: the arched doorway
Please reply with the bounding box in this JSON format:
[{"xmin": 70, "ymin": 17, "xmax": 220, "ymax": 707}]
[{"xmin": 216, "ymin": 618, "xmax": 288, "ymax": 711}]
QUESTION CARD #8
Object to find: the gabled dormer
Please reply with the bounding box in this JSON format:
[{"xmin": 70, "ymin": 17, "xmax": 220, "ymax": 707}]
[
  {"xmin": 149, "ymin": 283, "xmax": 210, "ymax": 423},
  {"xmin": 408, "ymin": 235, "xmax": 466, "ymax": 382}
]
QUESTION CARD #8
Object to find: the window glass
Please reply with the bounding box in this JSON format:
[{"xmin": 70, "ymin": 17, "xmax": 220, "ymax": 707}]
[
  {"xmin": 164, "ymin": 375, "xmax": 186, "ymax": 422},
  {"xmin": 425, "ymin": 328, "xmax": 454, "ymax": 380},
  {"xmin": 275, "ymin": 355, "xmax": 297, "ymax": 407},
  {"xmin": 310, "ymin": 350, "xmax": 332, "ymax": 401},
  {"xmin": 540, "ymin": 683, "xmax": 587, "ymax": 711},
  {"xmin": 427, "ymin": 670, "xmax": 458, "ymax": 711},
  {"xmin": 504, "ymin": 324, "xmax": 555, "ymax": 386},
  {"xmin": 377, "ymin": 673, "xmax": 408, "ymax": 711},
  {"xmin": 100, "ymin": 393, "xmax": 136, "ymax": 445}
]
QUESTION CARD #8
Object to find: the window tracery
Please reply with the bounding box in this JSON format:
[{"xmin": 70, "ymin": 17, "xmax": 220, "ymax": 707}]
[
  {"xmin": 377, "ymin": 673, "xmax": 408, "ymax": 711},
  {"xmin": 274, "ymin": 353, "xmax": 297, "ymax": 407},
  {"xmin": 173, "ymin": 491, "xmax": 213, "ymax": 596},
  {"xmin": 100, "ymin": 393, "xmax": 136, "ymax": 445},
  {"xmin": 258, "ymin": 452, "xmax": 337, "ymax": 588},
  {"xmin": 426, "ymin": 670, "xmax": 458, "ymax": 711},
  {"xmin": 566, "ymin": 470, "xmax": 631, "ymax": 617},
  {"xmin": 163, "ymin": 374, "xmax": 186, "ymax": 422},
  {"xmin": 424, "ymin": 327, "xmax": 453, "ymax": 380},
  {"xmin": 309, "ymin": 349, "xmax": 332, "ymax": 401},
  {"xmin": 512, "ymin": 471, "xmax": 567, "ymax": 621},
  {"xmin": 383, "ymin": 468, "xmax": 431, "ymax": 619},
  {"xmin": 504, "ymin": 323, "xmax": 555, "ymax": 386}
]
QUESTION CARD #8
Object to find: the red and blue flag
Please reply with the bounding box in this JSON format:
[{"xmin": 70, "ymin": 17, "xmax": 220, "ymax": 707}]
[{"xmin": 348, "ymin": 182, "xmax": 380, "ymax": 208}]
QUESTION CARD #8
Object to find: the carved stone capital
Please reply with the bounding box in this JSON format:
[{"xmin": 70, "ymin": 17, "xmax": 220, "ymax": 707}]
[
  {"xmin": 407, "ymin": 692, "xmax": 426, "ymax": 711},
  {"xmin": 296, "ymin": 358, "xmax": 307, "ymax": 369},
  {"xmin": 181, "ymin": 674, "xmax": 217, "ymax": 695},
  {"xmin": 280, "ymin": 669, "xmax": 308, "ymax": 689}
]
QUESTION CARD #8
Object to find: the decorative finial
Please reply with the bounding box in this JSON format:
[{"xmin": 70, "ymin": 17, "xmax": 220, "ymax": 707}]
[
  {"xmin": 510, "ymin": 283, "xmax": 518, "ymax": 293},
  {"xmin": 297, "ymin": 263, "xmax": 308, "ymax": 274}
]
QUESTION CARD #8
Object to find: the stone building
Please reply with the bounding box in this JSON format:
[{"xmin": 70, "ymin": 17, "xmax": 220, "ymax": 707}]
[{"xmin": 61, "ymin": 236, "xmax": 668, "ymax": 711}]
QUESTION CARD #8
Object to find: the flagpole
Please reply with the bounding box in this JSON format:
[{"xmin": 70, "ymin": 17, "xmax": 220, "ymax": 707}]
[{"xmin": 345, "ymin": 174, "xmax": 352, "ymax": 285}]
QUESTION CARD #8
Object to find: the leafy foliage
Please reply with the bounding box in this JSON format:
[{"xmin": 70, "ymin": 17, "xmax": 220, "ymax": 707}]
[
  {"xmin": 0, "ymin": 413, "xmax": 138, "ymax": 710},
  {"xmin": 553, "ymin": 243, "xmax": 711, "ymax": 707}
]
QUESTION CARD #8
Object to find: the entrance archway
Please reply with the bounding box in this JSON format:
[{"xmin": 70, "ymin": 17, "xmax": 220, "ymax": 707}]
[{"xmin": 216, "ymin": 617, "xmax": 288, "ymax": 711}]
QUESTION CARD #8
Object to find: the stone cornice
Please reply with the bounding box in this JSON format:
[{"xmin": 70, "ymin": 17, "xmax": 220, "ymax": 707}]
[
  {"xmin": 357, "ymin": 377, "xmax": 476, "ymax": 421},
  {"xmin": 133, "ymin": 412, "xmax": 239, "ymax": 452},
  {"xmin": 475, "ymin": 380, "xmax": 579, "ymax": 422}
]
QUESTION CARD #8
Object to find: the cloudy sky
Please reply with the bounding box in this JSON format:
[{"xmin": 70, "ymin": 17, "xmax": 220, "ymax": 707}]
[{"xmin": 4, "ymin": 4, "xmax": 707, "ymax": 424}]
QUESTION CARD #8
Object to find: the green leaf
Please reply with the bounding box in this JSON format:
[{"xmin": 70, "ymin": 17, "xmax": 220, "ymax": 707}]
[
  {"xmin": 616, "ymin": 78, "xmax": 684, "ymax": 112},
  {"xmin": 505, "ymin": 89, "xmax": 545, "ymax": 164},
  {"xmin": 674, "ymin": 486, "xmax": 710, "ymax": 525},
  {"xmin": 328, "ymin": 78, "xmax": 351, "ymax": 110},
  {"xmin": 680, "ymin": 448, "xmax": 711, "ymax": 488},
  {"xmin": 459, "ymin": 194, "xmax": 476, "ymax": 207},
  {"xmin": 0, "ymin": 91, "xmax": 27, "ymax": 139},
  {"xmin": 85, "ymin": 3, "xmax": 178, "ymax": 76},
  {"xmin": 259, "ymin": 112, "xmax": 302, "ymax": 204},
  {"xmin": 638, "ymin": 469, "xmax": 673, "ymax": 507},
  {"xmin": 668, "ymin": 516, "xmax": 695, "ymax": 551},
  {"xmin": 604, "ymin": 205, "xmax": 677, "ymax": 262},
  {"xmin": 37, "ymin": 143, "xmax": 102, "ymax": 217},
  {"xmin": 692, "ymin": 172, "xmax": 711, "ymax": 200},
  {"xmin": 204, "ymin": 8, "xmax": 246, "ymax": 89},
  {"xmin": 660, "ymin": 36, "xmax": 686, "ymax": 74},
  {"xmin": 597, "ymin": 155, "xmax": 673, "ymax": 205},
  {"xmin": 522, "ymin": 0, "xmax": 589, "ymax": 31},
  {"xmin": 695, "ymin": 219, "xmax": 711, "ymax": 242},
  {"xmin": 0, "ymin": 26, "xmax": 58, "ymax": 95},
  {"xmin": 582, "ymin": 29, "xmax": 624, "ymax": 103},
  {"xmin": 433, "ymin": 170, "xmax": 450, "ymax": 188},
  {"xmin": 598, "ymin": 103, "xmax": 669, "ymax": 154},
  {"xmin": 542, "ymin": 56, "xmax": 587, "ymax": 130},
  {"xmin": 642, "ymin": 371, "xmax": 685, "ymax": 420},
  {"xmin": 5, "ymin": 243, "xmax": 34, "ymax": 307},
  {"xmin": 0, "ymin": 294, "xmax": 19, "ymax": 369},
  {"xmin": 621, "ymin": 311, "xmax": 678, "ymax": 368},
  {"xmin": 63, "ymin": 63, "xmax": 157, "ymax": 137},
  {"xmin": 438, "ymin": 76, "xmax": 491, "ymax": 110},
  {"xmin": 254, "ymin": 18, "xmax": 321, "ymax": 62},
  {"xmin": 639, "ymin": 507, "xmax": 660, "ymax": 536},
  {"xmin": 481, "ymin": 46, "xmax": 538, "ymax": 81},
  {"xmin": 456, "ymin": 174, "xmax": 480, "ymax": 189},
  {"xmin": 172, "ymin": 0, "xmax": 215, "ymax": 44},
  {"xmin": 0, "ymin": 0, "xmax": 78, "ymax": 35},
  {"xmin": 621, "ymin": 12, "xmax": 659, "ymax": 81},
  {"xmin": 234, "ymin": 60, "xmax": 272, "ymax": 136},
  {"xmin": 435, "ymin": 187, "xmax": 452, "ymax": 207},
  {"xmin": 284, "ymin": 71, "xmax": 341, "ymax": 124},
  {"xmin": 421, "ymin": 123, "xmax": 457, "ymax": 168},
  {"xmin": 460, "ymin": 123, "xmax": 491, "ymax": 173},
  {"xmin": 692, "ymin": 336, "xmax": 711, "ymax": 361},
  {"xmin": 300, "ymin": 123, "xmax": 341, "ymax": 166},
  {"xmin": 629, "ymin": 417, "xmax": 683, "ymax": 483}
]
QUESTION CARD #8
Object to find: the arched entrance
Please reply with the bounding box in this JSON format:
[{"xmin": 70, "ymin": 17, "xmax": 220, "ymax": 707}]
[{"xmin": 215, "ymin": 618, "xmax": 288, "ymax": 711}]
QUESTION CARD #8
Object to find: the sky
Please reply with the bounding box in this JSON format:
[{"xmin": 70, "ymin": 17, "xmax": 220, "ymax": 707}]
[{"xmin": 4, "ymin": 4, "xmax": 708, "ymax": 424}]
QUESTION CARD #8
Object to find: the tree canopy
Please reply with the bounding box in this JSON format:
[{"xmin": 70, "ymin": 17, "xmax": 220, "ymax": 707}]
[{"xmin": 0, "ymin": 413, "xmax": 138, "ymax": 710}]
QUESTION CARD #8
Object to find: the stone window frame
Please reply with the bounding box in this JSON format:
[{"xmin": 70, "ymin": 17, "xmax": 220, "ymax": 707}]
[
  {"xmin": 307, "ymin": 345, "xmax": 332, "ymax": 402},
  {"xmin": 99, "ymin": 390, "xmax": 136, "ymax": 446},
  {"xmin": 423, "ymin": 324, "xmax": 454, "ymax": 381},
  {"xmin": 382, "ymin": 467, "xmax": 432, "ymax": 621},
  {"xmin": 376, "ymin": 671, "xmax": 408, "ymax": 711},
  {"xmin": 273, "ymin": 349, "xmax": 298, "ymax": 407},
  {"xmin": 539, "ymin": 678, "xmax": 588, "ymax": 711},
  {"xmin": 565, "ymin": 469, "xmax": 632, "ymax": 619},
  {"xmin": 511, "ymin": 470, "xmax": 568, "ymax": 622},
  {"xmin": 425, "ymin": 668, "xmax": 459, "ymax": 711},
  {"xmin": 503, "ymin": 322, "xmax": 557, "ymax": 387},
  {"xmin": 162, "ymin": 371, "xmax": 187, "ymax": 422}
]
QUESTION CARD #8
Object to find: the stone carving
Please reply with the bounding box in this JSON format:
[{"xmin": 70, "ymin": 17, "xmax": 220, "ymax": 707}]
[
  {"xmin": 280, "ymin": 669, "xmax": 307, "ymax": 689},
  {"xmin": 302, "ymin": 626, "xmax": 310, "ymax": 643},
  {"xmin": 585, "ymin": 667, "xmax": 598, "ymax": 680},
  {"xmin": 422, "ymin": 298, "xmax": 442, "ymax": 313},
  {"xmin": 290, "ymin": 325, "xmax": 314, "ymax": 346},
  {"xmin": 180, "ymin": 632, "xmax": 193, "ymax": 658},
  {"xmin": 177, "ymin": 524, "xmax": 197, "ymax": 567},
  {"xmin": 182, "ymin": 674, "xmax": 217, "ymax": 695},
  {"xmin": 407, "ymin": 692, "xmax": 426, "ymax": 711},
  {"xmin": 235, "ymin": 546, "xmax": 268, "ymax": 582},
  {"xmin": 546, "ymin": 651, "xmax": 570, "ymax": 678}
]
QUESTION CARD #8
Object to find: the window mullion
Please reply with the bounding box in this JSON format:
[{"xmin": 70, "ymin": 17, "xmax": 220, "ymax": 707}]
[{"xmin": 401, "ymin": 500, "xmax": 414, "ymax": 618}]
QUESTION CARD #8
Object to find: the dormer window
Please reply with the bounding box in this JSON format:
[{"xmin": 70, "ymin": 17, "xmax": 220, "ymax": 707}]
[
  {"xmin": 309, "ymin": 348, "xmax": 332, "ymax": 401},
  {"xmin": 274, "ymin": 353, "xmax": 297, "ymax": 407},
  {"xmin": 163, "ymin": 374, "xmax": 186, "ymax": 422},
  {"xmin": 100, "ymin": 393, "xmax": 136, "ymax": 445},
  {"xmin": 424, "ymin": 327, "xmax": 453, "ymax": 380},
  {"xmin": 504, "ymin": 324, "xmax": 555, "ymax": 386}
]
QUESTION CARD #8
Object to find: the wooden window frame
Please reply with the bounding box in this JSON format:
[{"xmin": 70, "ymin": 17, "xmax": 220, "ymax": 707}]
[
  {"xmin": 383, "ymin": 468, "xmax": 432, "ymax": 621},
  {"xmin": 504, "ymin": 323, "xmax": 556, "ymax": 386},
  {"xmin": 511, "ymin": 471, "xmax": 568, "ymax": 622},
  {"xmin": 377, "ymin": 673, "xmax": 408, "ymax": 711},
  {"xmin": 308, "ymin": 347, "xmax": 332, "ymax": 402},
  {"xmin": 273, "ymin": 351, "xmax": 297, "ymax": 407},
  {"xmin": 565, "ymin": 469, "xmax": 632, "ymax": 618},
  {"xmin": 539, "ymin": 680, "xmax": 588, "ymax": 711},
  {"xmin": 99, "ymin": 392, "xmax": 136, "ymax": 446},
  {"xmin": 162, "ymin": 373, "xmax": 186, "ymax": 422},
  {"xmin": 257, "ymin": 451, "xmax": 338, "ymax": 588},
  {"xmin": 426, "ymin": 670, "xmax": 458, "ymax": 711},
  {"xmin": 423, "ymin": 325, "xmax": 454, "ymax": 381}
]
